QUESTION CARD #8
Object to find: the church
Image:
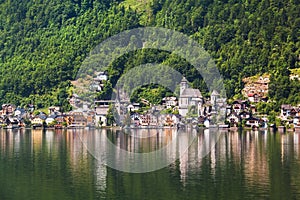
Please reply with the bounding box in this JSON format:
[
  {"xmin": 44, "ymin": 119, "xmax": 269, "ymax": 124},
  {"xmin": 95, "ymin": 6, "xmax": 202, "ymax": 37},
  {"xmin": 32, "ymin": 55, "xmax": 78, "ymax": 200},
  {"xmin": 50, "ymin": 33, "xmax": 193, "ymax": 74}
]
[{"xmin": 178, "ymin": 77, "xmax": 203, "ymax": 117}]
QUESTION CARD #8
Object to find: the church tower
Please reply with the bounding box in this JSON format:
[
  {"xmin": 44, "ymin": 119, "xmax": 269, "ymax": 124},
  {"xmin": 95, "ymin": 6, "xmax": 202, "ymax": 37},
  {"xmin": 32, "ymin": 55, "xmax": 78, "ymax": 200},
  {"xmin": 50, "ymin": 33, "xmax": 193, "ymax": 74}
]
[
  {"xmin": 180, "ymin": 77, "xmax": 188, "ymax": 95},
  {"xmin": 211, "ymin": 90, "xmax": 220, "ymax": 106}
]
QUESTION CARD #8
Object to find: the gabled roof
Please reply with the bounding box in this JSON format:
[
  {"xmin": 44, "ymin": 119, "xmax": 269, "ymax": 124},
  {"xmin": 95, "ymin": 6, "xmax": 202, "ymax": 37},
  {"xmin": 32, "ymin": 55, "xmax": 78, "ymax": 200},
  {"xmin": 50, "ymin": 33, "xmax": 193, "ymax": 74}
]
[
  {"xmin": 239, "ymin": 110, "xmax": 250, "ymax": 115},
  {"xmin": 228, "ymin": 111, "xmax": 239, "ymax": 118},
  {"xmin": 37, "ymin": 113, "xmax": 47, "ymax": 120},
  {"xmin": 15, "ymin": 108, "xmax": 25, "ymax": 112},
  {"xmin": 246, "ymin": 116, "xmax": 259, "ymax": 121},
  {"xmin": 211, "ymin": 90, "xmax": 220, "ymax": 96},
  {"xmin": 232, "ymin": 99, "xmax": 244, "ymax": 104},
  {"xmin": 162, "ymin": 96, "xmax": 177, "ymax": 101},
  {"xmin": 181, "ymin": 88, "xmax": 202, "ymax": 98},
  {"xmin": 47, "ymin": 114, "xmax": 57, "ymax": 119},
  {"xmin": 281, "ymin": 104, "xmax": 293, "ymax": 110},
  {"xmin": 291, "ymin": 108, "xmax": 298, "ymax": 112},
  {"xmin": 8, "ymin": 117, "xmax": 19, "ymax": 123}
]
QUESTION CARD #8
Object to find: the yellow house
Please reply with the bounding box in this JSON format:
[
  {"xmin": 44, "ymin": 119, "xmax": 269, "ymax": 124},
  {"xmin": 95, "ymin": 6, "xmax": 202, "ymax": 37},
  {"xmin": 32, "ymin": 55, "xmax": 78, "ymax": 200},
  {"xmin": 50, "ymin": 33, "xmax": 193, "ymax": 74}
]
[{"xmin": 31, "ymin": 117, "xmax": 44, "ymax": 125}]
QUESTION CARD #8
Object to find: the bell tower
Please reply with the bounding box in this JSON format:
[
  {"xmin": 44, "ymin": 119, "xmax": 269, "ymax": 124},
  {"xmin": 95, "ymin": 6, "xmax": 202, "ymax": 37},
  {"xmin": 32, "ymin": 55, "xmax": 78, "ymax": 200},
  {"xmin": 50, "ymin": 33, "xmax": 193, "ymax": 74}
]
[{"xmin": 180, "ymin": 77, "xmax": 188, "ymax": 95}]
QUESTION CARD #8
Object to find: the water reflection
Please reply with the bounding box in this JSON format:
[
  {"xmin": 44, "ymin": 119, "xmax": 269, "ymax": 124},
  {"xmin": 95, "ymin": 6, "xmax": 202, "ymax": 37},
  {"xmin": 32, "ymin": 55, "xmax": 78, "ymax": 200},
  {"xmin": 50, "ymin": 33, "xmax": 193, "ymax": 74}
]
[{"xmin": 1, "ymin": 129, "xmax": 300, "ymax": 199}]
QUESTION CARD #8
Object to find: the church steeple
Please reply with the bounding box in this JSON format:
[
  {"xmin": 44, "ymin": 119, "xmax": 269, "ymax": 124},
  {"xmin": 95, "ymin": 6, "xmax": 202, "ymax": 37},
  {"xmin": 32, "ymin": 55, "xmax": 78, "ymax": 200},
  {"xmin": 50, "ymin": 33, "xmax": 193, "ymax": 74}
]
[
  {"xmin": 180, "ymin": 77, "xmax": 188, "ymax": 95},
  {"xmin": 211, "ymin": 90, "xmax": 220, "ymax": 106}
]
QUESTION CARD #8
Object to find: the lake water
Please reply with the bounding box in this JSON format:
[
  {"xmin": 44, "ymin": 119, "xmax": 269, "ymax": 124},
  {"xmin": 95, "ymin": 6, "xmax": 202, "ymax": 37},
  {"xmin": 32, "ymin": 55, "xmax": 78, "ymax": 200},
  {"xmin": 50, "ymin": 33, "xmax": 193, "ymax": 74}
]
[{"xmin": 1, "ymin": 128, "xmax": 300, "ymax": 200}]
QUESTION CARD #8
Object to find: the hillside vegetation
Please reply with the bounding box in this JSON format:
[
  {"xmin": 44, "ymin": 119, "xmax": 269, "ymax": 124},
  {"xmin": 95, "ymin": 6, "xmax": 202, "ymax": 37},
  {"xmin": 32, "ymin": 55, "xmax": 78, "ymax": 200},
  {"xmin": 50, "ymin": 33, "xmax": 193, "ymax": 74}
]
[{"xmin": 0, "ymin": 0, "xmax": 299, "ymax": 111}]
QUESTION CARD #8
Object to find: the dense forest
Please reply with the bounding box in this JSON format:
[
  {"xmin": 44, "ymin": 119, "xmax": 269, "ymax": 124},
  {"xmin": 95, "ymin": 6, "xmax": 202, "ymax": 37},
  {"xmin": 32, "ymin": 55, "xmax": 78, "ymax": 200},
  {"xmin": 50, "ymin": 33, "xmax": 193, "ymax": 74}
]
[{"xmin": 0, "ymin": 0, "xmax": 299, "ymax": 112}]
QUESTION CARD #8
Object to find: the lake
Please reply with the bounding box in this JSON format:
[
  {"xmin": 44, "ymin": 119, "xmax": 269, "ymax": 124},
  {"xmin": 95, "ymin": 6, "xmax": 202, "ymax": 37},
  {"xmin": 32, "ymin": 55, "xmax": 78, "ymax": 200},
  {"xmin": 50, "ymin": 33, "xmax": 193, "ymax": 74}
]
[{"xmin": 0, "ymin": 128, "xmax": 300, "ymax": 200}]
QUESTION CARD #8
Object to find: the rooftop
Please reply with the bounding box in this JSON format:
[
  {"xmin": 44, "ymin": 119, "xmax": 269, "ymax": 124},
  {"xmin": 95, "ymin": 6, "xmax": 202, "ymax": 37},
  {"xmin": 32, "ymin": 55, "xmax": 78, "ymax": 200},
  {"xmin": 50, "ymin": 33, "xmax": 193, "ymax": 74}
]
[{"xmin": 181, "ymin": 88, "xmax": 202, "ymax": 98}]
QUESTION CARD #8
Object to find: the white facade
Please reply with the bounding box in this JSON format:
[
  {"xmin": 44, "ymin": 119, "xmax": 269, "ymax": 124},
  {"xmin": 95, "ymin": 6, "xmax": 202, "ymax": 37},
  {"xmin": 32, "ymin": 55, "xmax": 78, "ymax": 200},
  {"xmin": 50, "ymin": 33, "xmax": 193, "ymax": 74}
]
[
  {"xmin": 95, "ymin": 115, "xmax": 107, "ymax": 127},
  {"xmin": 178, "ymin": 77, "xmax": 203, "ymax": 117},
  {"xmin": 46, "ymin": 117, "xmax": 55, "ymax": 125},
  {"xmin": 96, "ymin": 72, "xmax": 108, "ymax": 81}
]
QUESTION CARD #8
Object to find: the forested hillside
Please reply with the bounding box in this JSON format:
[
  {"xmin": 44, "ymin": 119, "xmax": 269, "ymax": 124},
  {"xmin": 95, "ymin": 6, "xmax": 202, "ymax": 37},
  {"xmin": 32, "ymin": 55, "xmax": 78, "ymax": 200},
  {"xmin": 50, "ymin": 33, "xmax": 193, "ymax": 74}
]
[{"xmin": 0, "ymin": 0, "xmax": 299, "ymax": 111}]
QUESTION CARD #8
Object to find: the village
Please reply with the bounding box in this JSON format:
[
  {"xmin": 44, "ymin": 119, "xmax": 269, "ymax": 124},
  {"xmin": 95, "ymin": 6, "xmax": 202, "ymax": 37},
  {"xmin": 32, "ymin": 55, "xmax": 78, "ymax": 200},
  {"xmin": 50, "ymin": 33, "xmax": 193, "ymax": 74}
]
[{"xmin": 0, "ymin": 72, "xmax": 299, "ymax": 133}]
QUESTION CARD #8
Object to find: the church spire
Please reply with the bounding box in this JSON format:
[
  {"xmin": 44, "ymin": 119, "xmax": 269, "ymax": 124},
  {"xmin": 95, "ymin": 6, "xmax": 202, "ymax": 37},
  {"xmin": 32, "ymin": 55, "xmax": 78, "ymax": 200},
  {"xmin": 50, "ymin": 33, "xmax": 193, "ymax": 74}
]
[{"xmin": 180, "ymin": 77, "xmax": 188, "ymax": 95}]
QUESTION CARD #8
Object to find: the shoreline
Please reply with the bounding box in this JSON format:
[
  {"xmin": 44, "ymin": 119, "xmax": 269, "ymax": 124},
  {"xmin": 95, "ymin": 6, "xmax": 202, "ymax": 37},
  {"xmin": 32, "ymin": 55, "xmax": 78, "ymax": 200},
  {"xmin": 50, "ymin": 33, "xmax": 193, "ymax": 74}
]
[{"xmin": 1, "ymin": 125, "xmax": 299, "ymax": 133}]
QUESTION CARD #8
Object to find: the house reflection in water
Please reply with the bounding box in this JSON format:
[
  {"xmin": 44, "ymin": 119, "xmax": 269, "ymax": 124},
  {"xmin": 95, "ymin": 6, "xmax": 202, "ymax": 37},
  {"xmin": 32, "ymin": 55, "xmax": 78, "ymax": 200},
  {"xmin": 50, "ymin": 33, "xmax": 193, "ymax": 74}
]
[
  {"xmin": 31, "ymin": 129, "xmax": 43, "ymax": 153},
  {"xmin": 244, "ymin": 131, "xmax": 269, "ymax": 187},
  {"xmin": 177, "ymin": 128, "xmax": 220, "ymax": 184},
  {"xmin": 67, "ymin": 129, "xmax": 107, "ymax": 194},
  {"xmin": 294, "ymin": 133, "xmax": 300, "ymax": 158},
  {"xmin": 3, "ymin": 128, "xmax": 300, "ymax": 195}
]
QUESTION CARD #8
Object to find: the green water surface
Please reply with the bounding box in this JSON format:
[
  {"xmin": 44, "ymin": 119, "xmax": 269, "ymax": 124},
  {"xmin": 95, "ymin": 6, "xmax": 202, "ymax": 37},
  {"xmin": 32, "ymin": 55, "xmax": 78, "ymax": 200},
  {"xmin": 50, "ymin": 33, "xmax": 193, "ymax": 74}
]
[{"xmin": 0, "ymin": 129, "xmax": 300, "ymax": 200}]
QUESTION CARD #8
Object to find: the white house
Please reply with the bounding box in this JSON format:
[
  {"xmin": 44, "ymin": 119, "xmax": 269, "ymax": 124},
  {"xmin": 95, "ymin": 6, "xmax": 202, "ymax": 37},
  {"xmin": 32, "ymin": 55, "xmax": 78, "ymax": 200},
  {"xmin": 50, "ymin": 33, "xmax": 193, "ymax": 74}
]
[
  {"xmin": 45, "ymin": 115, "xmax": 57, "ymax": 125},
  {"xmin": 14, "ymin": 108, "xmax": 26, "ymax": 117},
  {"xmin": 226, "ymin": 112, "xmax": 239, "ymax": 125},
  {"xmin": 48, "ymin": 106, "xmax": 60, "ymax": 115},
  {"xmin": 280, "ymin": 104, "xmax": 293, "ymax": 120},
  {"xmin": 239, "ymin": 111, "xmax": 250, "ymax": 120},
  {"xmin": 95, "ymin": 115, "xmax": 107, "ymax": 126},
  {"xmin": 95, "ymin": 71, "xmax": 108, "ymax": 82},
  {"xmin": 127, "ymin": 103, "xmax": 140, "ymax": 112},
  {"xmin": 94, "ymin": 100, "xmax": 112, "ymax": 127},
  {"xmin": 245, "ymin": 116, "xmax": 260, "ymax": 128},
  {"xmin": 162, "ymin": 97, "xmax": 177, "ymax": 108}
]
